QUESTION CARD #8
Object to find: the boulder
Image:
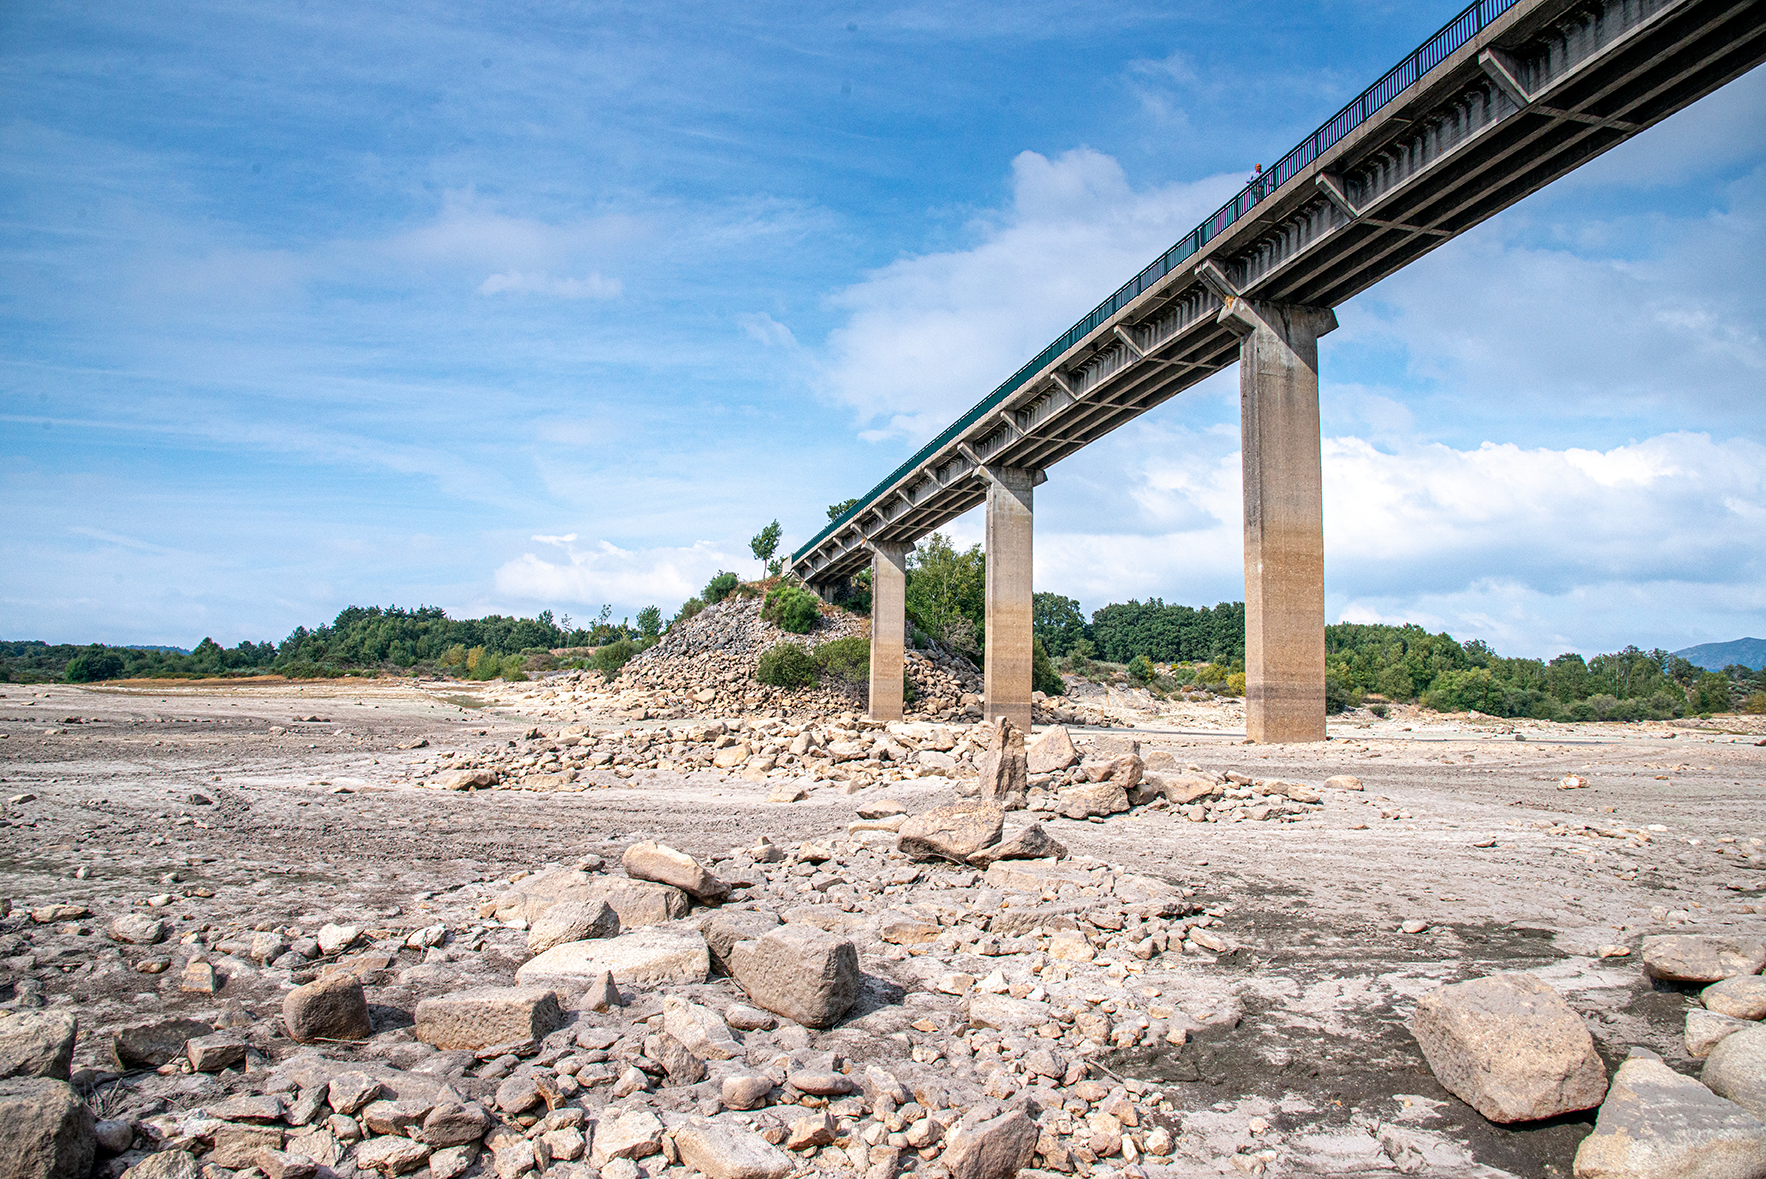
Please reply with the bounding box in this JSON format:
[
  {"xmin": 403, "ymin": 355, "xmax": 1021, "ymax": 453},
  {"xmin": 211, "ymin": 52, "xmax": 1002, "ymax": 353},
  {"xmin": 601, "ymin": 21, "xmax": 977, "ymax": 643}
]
[
  {"xmin": 1690, "ymin": 1009, "xmax": 1754, "ymax": 1059},
  {"xmin": 515, "ymin": 926, "xmax": 710, "ymax": 992},
  {"xmin": 283, "ymin": 977, "xmax": 372, "ymax": 1043},
  {"xmin": 975, "ymin": 718, "xmax": 1028, "ymax": 807},
  {"xmin": 1574, "ymin": 1047, "xmax": 1766, "ymax": 1179},
  {"xmin": 589, "ymin": 1109, "xmax": 663, "ymax": 1165},
  {"xmin": 0, "ymin": 1078, "xmax": 95, "ymax": 1179},
  {"xmin": 721, "ymin": 1072, "xmax": 773, "ymax": 1110},
  {"xmin": 728, "ymin": 924, "xmax": 860, "ymax": 1028},
  {"xmin": 107, "ymin": 914, "xmax": 168, "ymax": 946},
  {"xmin": 413, "ymin": 987, "xmax": 565, "ymax": 1051},
  {"xmin": 0, "ymin": 1012, "xmax": 76, "ymax": 1080},
  {"xmin": 121, "ymin": 1152, "xmax": 201, "ymax": 1179},
  {"xmin": 315, "ymin": 923, "xmax": 361, "ymax": 956},
  {"xmin": 1703, "ymin": 1026, "xmax": 1766, "ymax": 1121},
  {"xmin": 1642, "ymin": 936, "xmax": 1766, "ymax": 983},
  {"xmin": 421, "ymin": 1102, "xmax": 492, "ymax": 1148},
  {"xmin": 621, "ymin": 841, "xmax": 729, "ymax": 903},
  {"xmin": 662, "ymin": 996, "xmax": 741, "ymax": 1060},
  {"xmin": 967, "ymin": 823, "xmax": 1067, "ymax": 867},
  {"xmin": 1705, "ymin": 976, "xmax": 1766, "ymax": 1021},
  {"xmin": 940, "ymin": 1110, "xmax": 1039, "ymax": 1179},
  {"xmin": 1325, "ymin": 775, "xmax": 1364, "ymax": 791},
  {"xmin": 897, "ymin": 803, "xmax": 1003, "ymax": 863},
  {"xmin": 1059, "ymin": 781, "xmax": 1129, "ymax": 820},
  {"xmin": 1144, "ymin": 774, "xmax": 1217, "ymax": 805},
  {"xmin": 1412, "ymin": 972, "xmax": 1607, "ymax": 1123},
  {"xmin": 673, "ymin": 1122, "xmax": 793, "ymax": 1179},
  {"xmin": 185, "ymin": 1032, "xmax": 247, "ymax": 1072},
  {"xmin": 526, "ymin": 901, "xmax": 620, "ymax": 954},
  {"xmin": 354, "ymin": 1135, "xmax": 431, "ymax": 1175},
  {"xmin": 967, "ymin": 993, "xmax": 1051, "ymax": 1032},
  {"xmin": 855, "ymin": 799, "xmax": 906, "ymax": 820},
  {"xmin": 440, "ymin": 770, "xmax": 496, "ymax": 791},
  {"xmin": 696, "ymin": 908, "xmax": 781, "ymax": 970},
  {"xmin": 112, "ymin": 1018, "xmax": 215, "ymax": 1070},
  {"xmin": 493, "ymin": 867, "xmax": 689, "ymax": 929},
  {"xmin": 1025, "ymin": 726, "xmax": 1079, "ymax": 775}
]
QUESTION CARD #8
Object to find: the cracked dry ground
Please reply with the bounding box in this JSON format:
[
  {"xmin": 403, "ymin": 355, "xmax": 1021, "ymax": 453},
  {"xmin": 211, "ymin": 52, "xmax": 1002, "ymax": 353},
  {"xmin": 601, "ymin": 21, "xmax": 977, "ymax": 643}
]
[{"xmin": 2, "ymin": 679, "xmax": 1764, "ymax": 1179}]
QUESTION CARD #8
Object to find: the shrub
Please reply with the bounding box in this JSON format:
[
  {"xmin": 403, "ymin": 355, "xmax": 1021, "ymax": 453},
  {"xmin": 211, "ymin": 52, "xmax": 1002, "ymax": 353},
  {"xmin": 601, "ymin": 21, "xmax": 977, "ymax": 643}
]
[
  {"xmin": 1745, "ymin": 691, "xmax": 1766, "ymax": 715},
  {"xmin": 764, "ymin": 584, "xmax": 821, "ymax": 634},
  {"xmin": 636, "ymin": 606, "xmax": 662, "ymax": 640},
  {"xmin": 465, "ymin": 646, "xmax": 487, "ymax": 672},
  {"xmin": 671, "ymin": 598, "xmax": 706, "ymax": 630},
  {"xmin": 1194, "ymin": 662, "xmax": 1227, "ymax": 686},
  {"xmin": 1126, "ymin": 654, "xmax": 1154, "ymax": 685},
  {"xmin": 469, "ymin": 651, "xmax": 503, "ymax": 681},
  {"xmin": 756, "ymin": 641, "xmax": 818, "ymax": 688},
  {"xmin": 704, "ymin": 571, "xmax": 740, "ymax": 604},
  {"xmin": 65, "ymin": 648, "xmax": 125, "ymax": 683},
  {"xmin": 1032, "ymin": 636, "xmax": 1065, "ymax": 697},
  {"xmin": 500, "ymin": 654, "xmax": 528, "ymax": 682},
  {"xmin": 1368, "ymin": 702, "xmax": 1389, "ymax": 718},
  {"xmin": 814, "ymin": 636, "xmax": 869, "ymax": 684},
  {"xmin": 440, "ymin": 644, "xmax": 467, "ymax": 669},
  {"xmin": 1224, "ymin": 671, "xmax": 1246, "ymax": 697},
  {"xmin": 1324, "ymin": 674, "xmax": 1352, "ymax": 714},
  {"xmin": 1064, "ymin": 637, "xmax": 1095, "ymax": 677},
  {"xmin": 592, "ymin": 638, "xmax": 640, "ymax": 682}
]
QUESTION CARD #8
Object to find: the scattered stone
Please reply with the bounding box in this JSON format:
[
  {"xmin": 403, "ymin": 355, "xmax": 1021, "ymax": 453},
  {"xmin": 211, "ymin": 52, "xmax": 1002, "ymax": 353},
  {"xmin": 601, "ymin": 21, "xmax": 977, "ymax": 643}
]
[
  {"xmin": 92, "ymin": 1119, "xmax": 132, "ymax": 1153},
  {"xmin": 255, "ymin": 1148, "xmax": 319, "ymax": 1179},
  {"xmin": 212, "ymin": 1122, "xmax": 285, "ymax": 1168},
  {"xmin": 1689, "ymin": 1009, "xmax": 1754, "ymax": 1059},
  {"xmin": 728, "ymin": 923, "xmax": 860, "ymax": 1028},
  {"xmin": 662, "ymin": 995, "xmax": 741, "ymax": 1060},
  {"xmin": 673, "ymin": 1122, "xmax": 794, "ymax": 1179},
  {"xmin": 1642, "ymin": 936, "xmax": 1766, "ymax": 983},
  {"xmin": 414, "ymin": 987, "xmax": 565, "ymax": 1051},
  {"xmin": 941, "ymin": 1109, "xmax": 1039, "ymax": 1179},
  {"xmin": 121, "ymin": 1151, "xmax": 200, "ymax": 1179},
  {"xmin": 897, "ymin": 803, "xmax": 1004, "ymax": 863},
  {"xmin": 282, "ymin": 977, "xmax": 372, "ymax": 1043},
  {"xmin": 975, "ymin": 718, "xmax": 1028, "ymax": 807},
  {"xmin": 967, "ymin": 823, "xmax": 1067, "ymax": 867},
  {"xmin": 722, "ymin": 1071, "xmax": 774, "ymax": 1110},
  {"xmin": 526, "ymin": 900, "xmax": 621, "ymax": 954},
  {"xmin": 725, "ymin": 1005, "xmax": 774, "ymax": 1032},
  {"xmin": 1325, "ymin": 775, "xmax": 1363, "ymax": 790},
  {"xmin": 1703, "ymin": 1026, "xmax": 1766, "ymax": 1121},
  {"xmin": 0, "ymin": 1078, "xmax": 95, "ymax": 1179},
  {"xmin": 113, "ymin": 1017, "xmax": 214, "ymax": 1070},
  {"xmin": 856, "ymin": 799, "xmax": 906, "ymax": 820},
  {"xmin": 0, "ymin": 1012, "xmax": 76, "ymax": 1080},
  {"xmin": 1704, "ymin": 976, "xmax": 1766, "ymax": 1021},
  {"xmin": 621, "ymin": 840, "xmax": 730, "ymax": 903},
  {"xmin": 583, "ymin": 971, "xmax": 624, "ymax": 1012},
  {"xmin": 697, "ymin": 909, "xmax": 782, "ymax": 970},
  {"xmin": 315, "ymin": 923, "xmax": 362, "ymax": 956},
  {"xmin": 650, "ymin": 1030, "xmax": 707, "ymax": 1084},
  {"xmin": 1574, "ymin": 1046, "xmax": 1766, "ymax": 1179},
  {"xmin": 420, "ymin": 1102, "xmax": 492, "ymax": 1148},
  {"xmin": 355, "ymin": 1134, "xmax": 432, "ymax": 1175},
  {"xmin": 589, "ymin": 1109, "xmax": 664, "ymax": 1165},
  {"xmin": 1411, "ymin": 972, "xmax": 1607, "ymax": 1123},
  {"xmin": 967, "ymin": 993, "xmax": 1051, "ymax": 1032},
  {"xmin": 516, "ymin": 926, "xmax": 711, "ymax": 991},
  {"xmin": 1059, "ymin": 780, "xmax": 1129, "ymax": 820},
  {"xmin": 107, "ymin": 913, "xmax": 168, "ymax": 946},
  {"xmin": 179, "ymin": 960, "xmax": 218, "ymax": 994},
  {"xmin": 185, "ymin": 1031, "xmax": 247, "ymax": 1072},
  {"xmin": 1026, "ymin": 726, "xmax": 1080, "ymax": 775}
]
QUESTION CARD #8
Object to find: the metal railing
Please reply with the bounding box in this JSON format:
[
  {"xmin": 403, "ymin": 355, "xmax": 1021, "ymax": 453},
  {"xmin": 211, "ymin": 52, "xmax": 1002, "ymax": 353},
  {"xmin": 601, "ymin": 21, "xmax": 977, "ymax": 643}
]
[{"xmin": 794, "ymin": 0, "xmax": 1517, "ymax": 567}]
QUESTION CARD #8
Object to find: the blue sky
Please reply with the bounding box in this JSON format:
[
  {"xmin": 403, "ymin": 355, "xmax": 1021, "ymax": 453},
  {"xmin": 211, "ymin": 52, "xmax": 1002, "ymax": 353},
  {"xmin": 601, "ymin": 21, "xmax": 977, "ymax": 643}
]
[{"xmin": 2, "ymin": 1, "xmax": 1763, "ymax": 659}]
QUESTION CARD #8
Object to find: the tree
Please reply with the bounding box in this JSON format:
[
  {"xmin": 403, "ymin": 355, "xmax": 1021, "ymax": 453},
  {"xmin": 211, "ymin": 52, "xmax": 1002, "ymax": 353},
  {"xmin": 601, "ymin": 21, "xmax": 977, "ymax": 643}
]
[
  {"xmin": 636, "ymin": 606, "xmax": 662, "ymax": 640},
  {"xmin": 1032, "ymin": 593, "xmax": 1088, "ymax": 657},
  {"xmin": 826, "ymin": 498, "xmax": 860, "ymax": 522},
  {"xmin": 906, "ymin": 533, "xmax": 985, "ymax": 657},
  {"xmin": 750, "ymin": 520, "xmax": 783, "ymax": 576}
]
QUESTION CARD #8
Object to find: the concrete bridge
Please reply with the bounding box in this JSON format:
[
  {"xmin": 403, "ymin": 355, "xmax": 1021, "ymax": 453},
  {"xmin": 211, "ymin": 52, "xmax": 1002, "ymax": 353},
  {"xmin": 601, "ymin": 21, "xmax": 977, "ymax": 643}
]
[{"xmin": 790, "ymin": 0, "xmax": 1766, "ymax": 741}]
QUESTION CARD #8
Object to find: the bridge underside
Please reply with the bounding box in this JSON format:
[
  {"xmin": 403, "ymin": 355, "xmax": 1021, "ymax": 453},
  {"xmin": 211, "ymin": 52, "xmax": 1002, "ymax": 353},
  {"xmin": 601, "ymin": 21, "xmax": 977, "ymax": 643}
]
[{"xmin": 795, "ymin": 0, "xmax": 1766, "ymax": 739}]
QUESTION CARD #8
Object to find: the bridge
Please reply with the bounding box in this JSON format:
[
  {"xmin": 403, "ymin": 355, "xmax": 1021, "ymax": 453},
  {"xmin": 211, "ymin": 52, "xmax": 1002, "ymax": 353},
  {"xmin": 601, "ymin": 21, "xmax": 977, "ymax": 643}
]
[{"xmin": 790, "ymin": 0, "xmax": 1766, "ymax": 741}]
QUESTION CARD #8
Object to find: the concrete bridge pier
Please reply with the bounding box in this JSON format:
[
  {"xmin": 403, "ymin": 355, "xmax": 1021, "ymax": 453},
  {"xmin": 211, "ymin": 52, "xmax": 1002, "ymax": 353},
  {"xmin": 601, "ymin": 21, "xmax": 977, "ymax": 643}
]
[
  {"xmin": 867, "ymin": 540, "xmax": 911, "ymax": 722},
  {"xmin": 982, "ymin": 466, "xmax": 1037, "ymax": 732},
  {"xmin": 1218, "ymin": 296, "xmax": 1336, "ymax": 743}
]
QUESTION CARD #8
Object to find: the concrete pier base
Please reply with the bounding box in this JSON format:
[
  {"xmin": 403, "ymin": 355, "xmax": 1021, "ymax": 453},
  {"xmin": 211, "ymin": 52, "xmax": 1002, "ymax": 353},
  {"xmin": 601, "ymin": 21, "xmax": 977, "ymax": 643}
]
[
  {"xmin": 867, "ymin": 541, "xmax": 910, "ymax": 722},
  {"xmin": 1219, "ymin": 296, "xmax": 1336, "ymax": 743},
  {"xmin": 983, "ymin": 467, "xmax": 1036, "ymax": 733}
]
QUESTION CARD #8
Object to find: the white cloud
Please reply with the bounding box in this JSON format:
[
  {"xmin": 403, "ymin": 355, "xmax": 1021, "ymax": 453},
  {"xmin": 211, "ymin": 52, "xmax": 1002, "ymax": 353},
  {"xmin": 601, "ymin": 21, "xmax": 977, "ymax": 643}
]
[
  {"xmin": 476, "ymin": 270, "xmax": 622, "ymax": 299},
  {"xmin": 492, "ymin": 537, "xmax": 737, "ymax": 611},
  {"xmin": 820, "ymin": 148, "xmax": 1243, "ymax": 440}
]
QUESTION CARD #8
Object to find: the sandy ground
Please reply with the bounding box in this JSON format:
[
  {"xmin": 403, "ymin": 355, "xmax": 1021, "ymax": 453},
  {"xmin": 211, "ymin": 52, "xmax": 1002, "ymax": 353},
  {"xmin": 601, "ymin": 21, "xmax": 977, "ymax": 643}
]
[{"xmin": 2, "ymin": 677, "xmax": 1763, "ymax": 1178}]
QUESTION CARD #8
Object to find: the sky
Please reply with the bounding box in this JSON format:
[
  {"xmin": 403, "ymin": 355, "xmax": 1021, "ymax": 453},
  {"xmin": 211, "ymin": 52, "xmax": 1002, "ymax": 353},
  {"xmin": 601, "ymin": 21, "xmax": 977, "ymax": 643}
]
[{"xmin": 2, "ymin": 0, "xmax": 1762, "ymax": 660}]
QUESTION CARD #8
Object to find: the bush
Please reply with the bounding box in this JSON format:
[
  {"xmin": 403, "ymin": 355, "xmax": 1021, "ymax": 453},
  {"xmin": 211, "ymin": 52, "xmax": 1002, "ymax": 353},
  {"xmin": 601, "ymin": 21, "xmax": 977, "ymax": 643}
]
[
  {"xmin": 1064, "ymin": 637, "xmax": 1096, "ymax": 677},
  {"xmin": 763, "ymin": 584, "xmax": 821, "ymax": 634},
  {"xmin": 671, "ymin": 598, "xmax": 706, "ymax": 630},
  {"xmin": 1225, "ymin": 671, "xmax": 1246, "ymax": 697},
  {"xmin": 592, "ymin": 638, "xmax": 640, "ymax": 682},
  {"xmin": 1324, "ymin": 674, "xmax": 1353, "ymax": 714},
  {"xmin": 1368, "ymin": 702, "xmax": 1389, "ymax": 718},
  {"xmin": 1032, "ymin": 636, "xmax": 1065, "ymax": 697},
  {"xmin": 814, "ymin": 636, "xmax": 869, "ymax": 685},
  {"xmin": 65, "ymin": 648, "xmax": 125, "ymax": 682},
  {"xmin": 1745, "ymin": 691, "xmax": 1766, "ymax": 715},
  {"xmin": 636, "ymin": 606, "xmax": 662, "ymax": 640},
  {"xmin": 1126, "ymin": 654, "xmax": 1154, "ymax": 685},
  {"xmin": 500, "ymin": 654, "xmax": 529, "ymax": 682},
  {"xmin": 704, "ymin": 571, "xmax": 740, "ymax": 604},
  {"xmin": 756, "ymin": 641, "xmax": 818, "ymax": 688},
  {"xmin": 468, "ymin": 650, "xmax": 503, "ymax": 681}
]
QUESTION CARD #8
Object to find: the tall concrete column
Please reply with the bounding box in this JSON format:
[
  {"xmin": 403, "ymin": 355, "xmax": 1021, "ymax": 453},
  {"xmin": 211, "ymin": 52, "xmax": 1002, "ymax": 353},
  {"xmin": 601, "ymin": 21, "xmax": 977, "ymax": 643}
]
[
  {"xmin": 983, "ymin": 466, "xmax": 1036, "ymax": 733},
  {"xmin": 1218, "ymin": 296, "xmax": 1336, "ymax": 743},
  {"xmin": 867, "ymin": 541, "xmax": 910, "ymax": 722}
]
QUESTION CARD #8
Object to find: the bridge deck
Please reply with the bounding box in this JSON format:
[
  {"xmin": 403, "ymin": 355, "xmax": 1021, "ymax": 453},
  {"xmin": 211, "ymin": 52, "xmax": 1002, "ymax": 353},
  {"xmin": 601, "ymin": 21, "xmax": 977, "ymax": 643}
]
[{"xmin": 791, "ymin": 0, "xmax": 1766, "ymax": 585}]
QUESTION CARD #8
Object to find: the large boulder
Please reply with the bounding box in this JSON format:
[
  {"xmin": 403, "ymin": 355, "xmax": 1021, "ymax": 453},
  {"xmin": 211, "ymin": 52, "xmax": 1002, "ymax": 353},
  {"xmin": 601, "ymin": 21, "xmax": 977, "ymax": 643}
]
[
  {"xmin": 897, "ymin": 803, "xmax": 1003, "ymax": 863},
  {"xmin": 413, "ymin": 987, "xmax": 565, "ymax": 1051},
  {"xmin": 526, "ymin": 900, "xmax": 619, "ymax": 954},
  {"xmin": 493, "ymin": 868, "xmax": 689, "ymax": 928},
  {"xmin": 1059, "ymin": 781, "xmax": 1129, "ymax": 820},
  {"xmin": 1574, "ymin": 1047, "xmax": 1766, "ymax": 1179},
  {"xmin": 1703, "ymin": 1026, "xmax": 1766, "ymax": 1122},
  {"xmin": 967, "ymin": 823, "xmax": 1067, "ymax": 867},
  {"xmin": 1411, "ymin": 972, "xmax": 1607, "ymax": 1124},
  {"xmin": 672, "ymin": 1122, "xmax": 793, "ymax": 1179},
  {"xmin": 0, "ymin": 1013, "xmax": 76, "ymax": 1080},
  {"xmin": 696, "ymin": 909, "xmax": 781, "ymax": 971},
  {"xmin": 728, "ymin": 924, "xmax": 860, "ymax": 1029},
  {"xmin": 621, "ymin": 841, "xmax": 729, "ymax": 904},
  {"xmin": 1642, "ymin": 936, "xmax": 1766, "ymax": 983},
  {"xmin": 515, "ymin": 926, "xmax": 710, "ymax": 992},
  {"xmin": 282, "ymin": 977, "xmax": 372, "ymax": 1043},
  {"xmin": 1025, "ymin": 726, "xmax": 1079, "ymax": 775},
  {"xmin": 974, "ymin": 718, "xmax": 1027, "ymax": 808},
  {"xmin": 1705, "ymin": 976, "xmax": 1766, "ymax": 1021},
  {"xmin": 940, "ymin": 1110, "xmax": 1039, "ymax": 1179},
  {"xmin": 0, "ymin": 1078, "xmax": 96, "ymax": 1179}
]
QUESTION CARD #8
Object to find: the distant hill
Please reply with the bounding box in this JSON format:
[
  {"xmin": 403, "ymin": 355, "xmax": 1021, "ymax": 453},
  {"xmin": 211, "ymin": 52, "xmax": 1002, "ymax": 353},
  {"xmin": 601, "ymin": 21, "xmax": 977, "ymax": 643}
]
[{"xmin": 1676, "ymin": 637, "xmax": 1766, "ymax": 671}]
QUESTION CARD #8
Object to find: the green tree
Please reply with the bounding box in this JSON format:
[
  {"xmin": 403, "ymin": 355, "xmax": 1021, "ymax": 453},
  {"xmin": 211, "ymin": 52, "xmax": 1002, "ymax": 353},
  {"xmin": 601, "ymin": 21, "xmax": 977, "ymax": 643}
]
[
  {"xmin": 750, "ymin": 520, "xmax": 783, "ymax": 576},
  {"xmin": 826, "ymin": 498, "xmax": 860, "ymax": 522},
  {"xmin": 1031, "ymin": 636, "xmax": 1065, "ymax": 697},
  {"xmin": 906, "ymin": 533, "xmax": 985, "ymax": 656},
  {"xmin": 1032, "ymin": 593, "xmax": 1088, "ymax": 657},
  {"xmin": 636, "ymin": 606, "xmax": 662, "ymax": 640},
  {"xmin": 704, "ymin": 571, "xmax": 740, "ymax": 604}
]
